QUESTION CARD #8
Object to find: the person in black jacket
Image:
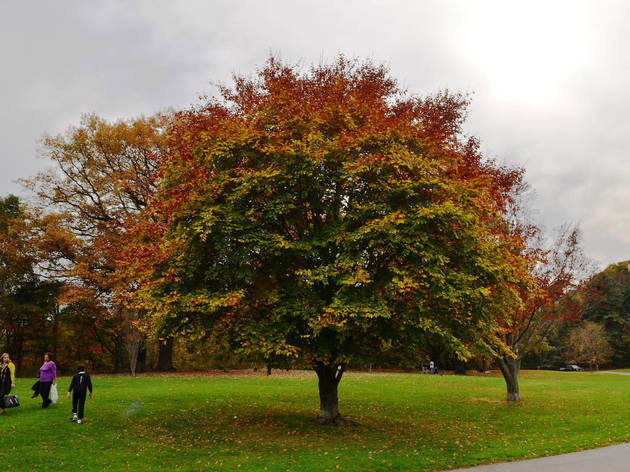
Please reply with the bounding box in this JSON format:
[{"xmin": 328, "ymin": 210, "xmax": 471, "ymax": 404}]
[{"xmin": 66, "ymin": 365, "xmax": 93, "ymax": 424}]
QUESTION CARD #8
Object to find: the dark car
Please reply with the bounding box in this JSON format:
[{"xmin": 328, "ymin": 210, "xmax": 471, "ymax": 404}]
[{"xmin": 559, "ymin": 364, "xmax": 584, "ymax": 372}]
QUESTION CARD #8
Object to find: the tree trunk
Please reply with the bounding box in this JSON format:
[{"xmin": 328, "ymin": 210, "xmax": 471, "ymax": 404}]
[
  {"xmin": 313, "ymin": 363, "xmax": 356, "ymax": 426},
  {"xmin": 128, "ymin": 345, "xmax": 139, "ymax": 377},
  {"xmin": 453, "ymin": 359, "xmax": 467, "ymax": 375},
  {"xmin": 498, "ymin": 357, "xmax": 521, "ymax": 401},
  {"xmin": 137, "ymin": 346, "xmax": 147, "ymax": 373},
  {"xmin": 52, "ymin": 303, "xmax": 60, "ymax": 356},
  {"xmin": 156, "ymin": 336, "xmax": 174, "ymax": 371},
  {"xmin": 16, "ymin": 325, "xmax": 24, "ymax": 372},
  {"xmin": 123, "ymin": 310, "xmax": 144, "ymax": 376},
  {"xmin": 113, "ymin": 347, "xmax": 122, "ymax": 372}
]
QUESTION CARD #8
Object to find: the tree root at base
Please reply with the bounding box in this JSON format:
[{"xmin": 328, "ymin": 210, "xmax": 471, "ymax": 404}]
[{"xmin": 315, "ymin": 415, "xmax": 358, "ymax": 426}]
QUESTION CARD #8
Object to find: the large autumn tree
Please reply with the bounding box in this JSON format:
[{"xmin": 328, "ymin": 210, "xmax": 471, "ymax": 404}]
[{"xmin": 122, "ymin": 57, "xmax": 531, "ymax": 424}]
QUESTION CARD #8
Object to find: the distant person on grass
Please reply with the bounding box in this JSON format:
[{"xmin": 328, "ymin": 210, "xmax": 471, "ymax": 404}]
[
  {"xmin": 67, "ymin": 365, "xmax": 92, "ymax": 424},
  {"xmin": 38, "ymin": 352, "xmax": 56, "ymax": 408},
  {"xmin": 0, "ymin": 353, "xmax": 13, "ymax": 414}
]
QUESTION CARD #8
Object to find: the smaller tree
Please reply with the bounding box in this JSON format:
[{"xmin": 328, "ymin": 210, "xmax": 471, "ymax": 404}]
[
  {"xmin": 25, "ymin": 114, "xmax": 174, "ymax": 373},
  {"xmin": 496, "ymin": 223, "xmax": 593, "ymax": 401},
  {"xmin": 562, "ymin": 321, "xmax": 613, "ymax": 370}
]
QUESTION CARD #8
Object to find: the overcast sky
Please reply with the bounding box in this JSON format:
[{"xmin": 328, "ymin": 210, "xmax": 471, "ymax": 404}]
[{"xmin": 1, "ymin": 1, "xmax": 628, "ymax": 268}]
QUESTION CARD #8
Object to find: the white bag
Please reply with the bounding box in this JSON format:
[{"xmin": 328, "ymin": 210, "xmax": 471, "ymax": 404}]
[{"xmin": 50, "ymin": 384, "xmax": 58, "ymax": 403}]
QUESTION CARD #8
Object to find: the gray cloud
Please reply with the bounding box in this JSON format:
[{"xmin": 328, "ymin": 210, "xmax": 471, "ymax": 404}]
[{"xmin": 1, "ymin": 0, "xmax": 629, "ymax": 267}]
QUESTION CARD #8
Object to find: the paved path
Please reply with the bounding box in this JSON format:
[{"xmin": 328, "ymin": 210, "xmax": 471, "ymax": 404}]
[{"xmin": 449, "ymin": 443, "xmax": 630, "ymax": 471}]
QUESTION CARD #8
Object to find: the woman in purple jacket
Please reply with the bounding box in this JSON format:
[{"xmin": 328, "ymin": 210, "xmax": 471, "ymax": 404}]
[{"xmin": 39, "ymin": 352, "xmax": 56, "ymax": 408}]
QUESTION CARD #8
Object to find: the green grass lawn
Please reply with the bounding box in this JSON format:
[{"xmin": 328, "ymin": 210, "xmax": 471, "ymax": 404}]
[{"xmin": 4, "ymin": 370, "xmax": 630, "ymax": 471}]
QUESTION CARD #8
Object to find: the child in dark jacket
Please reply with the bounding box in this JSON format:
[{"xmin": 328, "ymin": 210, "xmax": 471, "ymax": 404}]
[{"xmin": 67, "ymin": 365, "xmax": 93, "ymax": 424}]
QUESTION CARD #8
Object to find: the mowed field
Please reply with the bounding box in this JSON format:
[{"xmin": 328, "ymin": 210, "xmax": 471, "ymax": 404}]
[{"xmin": 4, "ymin": 370, "xmax": 630, "ymax": 471}]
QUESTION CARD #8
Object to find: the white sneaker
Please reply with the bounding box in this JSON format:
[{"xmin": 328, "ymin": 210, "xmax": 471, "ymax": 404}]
[{"xmin": 77, "ymin": 419, "xmax": 82, "ymax": 424}]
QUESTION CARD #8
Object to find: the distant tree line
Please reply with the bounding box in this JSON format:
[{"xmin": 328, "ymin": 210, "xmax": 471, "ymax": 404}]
[{"xmin": 522, "ymin": 261, "xmax": 629, "ymax": 371}]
